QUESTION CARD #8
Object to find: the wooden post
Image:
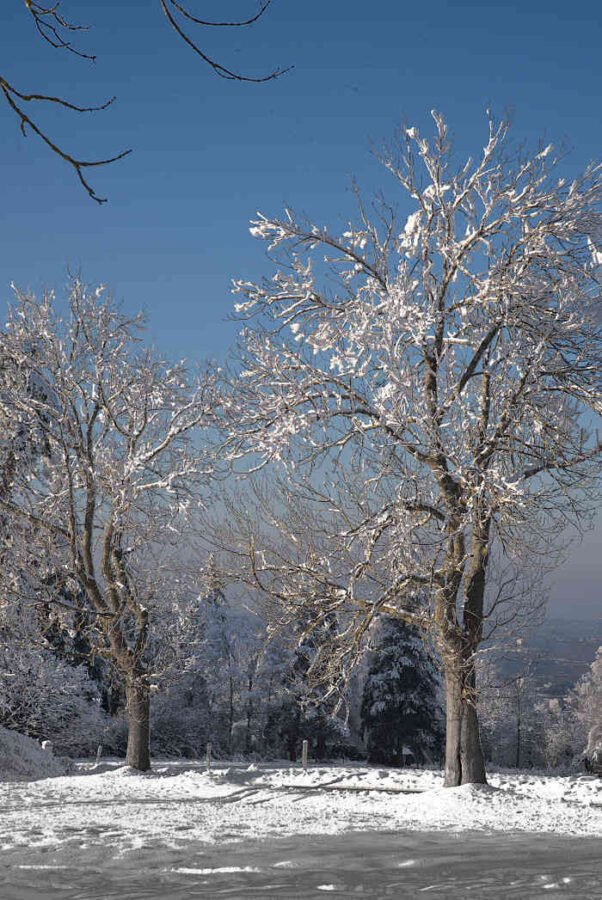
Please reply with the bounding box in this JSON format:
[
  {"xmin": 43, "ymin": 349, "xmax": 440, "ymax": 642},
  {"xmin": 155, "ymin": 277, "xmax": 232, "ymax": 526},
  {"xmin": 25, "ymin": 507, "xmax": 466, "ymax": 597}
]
[
  {"xmin": 206, "ymin": 741, "xmax": 212, "ymax": 772},
  {"xmin": 301, "ymin": 739, "xmax": 309, "ymax": 769},
  {"xmin": 95, "ymin": 744, "xmax": 103, "ymax": 766}
]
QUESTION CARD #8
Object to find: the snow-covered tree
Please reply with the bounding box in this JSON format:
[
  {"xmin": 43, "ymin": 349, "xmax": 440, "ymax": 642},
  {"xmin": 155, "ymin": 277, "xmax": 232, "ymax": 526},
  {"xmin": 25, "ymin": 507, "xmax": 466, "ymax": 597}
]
[
  {"xmin": 201, "ymin": 593, "xmax": 267, "ymax": 756},
  {"xmin": 150, "ymin": 667, "xmax": 211, "ymax": 758},
  {"xmin": 0, "ymin": 338, "xmax": 52, "ymax": 544},
  {"xmin": 223, "ymin": 112, "xmax": 602, "ymax": 785},
  {"xmin": 262, "ymin": 614, "xmax": 354, "ymax": 762},
  {"xmin": 567, "ymin": 646, "xmax": 602, "ymax": 764},
  {"xmin": 0, "ymin": 594, "xmax": 109, "ymax": 755},
  {"xmin": 0, "ymin": 282, "xmax": 215, "ymax": 769},
  {"xmin": 479, "ymin": 665, "xmax": 547, "ymax": 768},
  {"xmin": 361, "ymin": 617, "xmax": 443, "ymax": 766},
  {"xmin": 535, "ymin": 697, "xmax": 576, "ymax": 770},
  {"xmin": 187, "ymin": 547, "xmax": 360, "ymax": 760},
  {"xmin": 478, "ymin": 639, "xmax": 598, "ymax": 771},
  {"xmin": 572, "ymin": 647, "xmax": 602, "ymax": 732},
  {"xmin": 148, "ymin": 563, "xmax": 281, "ymax": 759}
]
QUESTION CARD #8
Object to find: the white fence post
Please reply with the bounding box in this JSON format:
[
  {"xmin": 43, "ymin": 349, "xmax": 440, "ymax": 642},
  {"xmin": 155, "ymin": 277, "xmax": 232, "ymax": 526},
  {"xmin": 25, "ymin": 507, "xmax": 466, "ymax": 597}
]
[
  {"xmin": 301, "ymin": 739, "xmax": 309, "ymax": 769},
  {"xmin": 206, "ymin": 741, "xmax": 212, "ymax": 772},
  {"xmin": 95, "ymin": 744, "xmax": 103, "ymax": 766}
]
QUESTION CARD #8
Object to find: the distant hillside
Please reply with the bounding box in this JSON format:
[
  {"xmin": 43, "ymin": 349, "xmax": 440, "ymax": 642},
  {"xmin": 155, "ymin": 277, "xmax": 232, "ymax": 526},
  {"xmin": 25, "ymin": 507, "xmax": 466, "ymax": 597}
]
[
  {"xmin": 491, "ymin": 617, "xmax": 602, "ymax": 699},
  {"xmin": 528, "ymin": 618, "xmax": 602, "ymax": 695}
]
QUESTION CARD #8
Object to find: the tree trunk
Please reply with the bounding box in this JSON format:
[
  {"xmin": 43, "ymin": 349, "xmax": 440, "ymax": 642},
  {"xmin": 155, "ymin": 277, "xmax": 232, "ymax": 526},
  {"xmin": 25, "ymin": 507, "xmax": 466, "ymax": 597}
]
[
  {"xmin": 460, "ymin": 686, "xmax": 487, "ymax": 785},
  {"xmin": 125, "ymin": 680, "xmax": 151, "ymax": 771},
  {"xmin": 444, "ymin": 667, "xmax": 462, "ymax": 786},
  {"xmin": 444, "ymin": 657, "xmax": 487, "ymax": 786},
  {"xmin": 444, "ymin": 511, "xmax": 490, "ymax": 786},
  {"xmin": 227, "ymin": 674, "xmax": 235, "ymax": 757}
]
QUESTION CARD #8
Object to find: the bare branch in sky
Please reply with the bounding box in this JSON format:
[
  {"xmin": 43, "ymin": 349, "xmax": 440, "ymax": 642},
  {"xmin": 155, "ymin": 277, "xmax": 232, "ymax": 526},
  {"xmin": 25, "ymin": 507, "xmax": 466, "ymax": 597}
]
[{"xmin": 1, "ymin": 1, "xmax": 290, "ymax": 202}]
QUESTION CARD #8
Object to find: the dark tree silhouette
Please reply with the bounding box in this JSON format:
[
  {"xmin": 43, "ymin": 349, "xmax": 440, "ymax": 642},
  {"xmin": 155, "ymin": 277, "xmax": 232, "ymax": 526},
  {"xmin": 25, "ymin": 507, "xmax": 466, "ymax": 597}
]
[
  {"xmin": 1, "ymin": 1, "xmax": 291, "ymax": 202},
  {"xmin": 361, "ymin": 617, "xmax": 444, "ymax": 767}
]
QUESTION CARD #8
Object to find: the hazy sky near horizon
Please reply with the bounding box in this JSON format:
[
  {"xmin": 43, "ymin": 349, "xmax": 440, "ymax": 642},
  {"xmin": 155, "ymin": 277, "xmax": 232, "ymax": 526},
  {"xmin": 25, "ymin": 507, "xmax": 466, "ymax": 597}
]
[{"xmin": 0, "ymin": 0, "xmax": 599, "ymax": 619}]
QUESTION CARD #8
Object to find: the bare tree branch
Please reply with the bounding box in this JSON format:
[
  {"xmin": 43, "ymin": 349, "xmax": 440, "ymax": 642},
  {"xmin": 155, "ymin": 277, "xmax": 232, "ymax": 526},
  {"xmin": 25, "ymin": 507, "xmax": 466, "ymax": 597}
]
[
  {"xmin": 0, "ymin": 76, "xmax": 132, "ymax": 203},
  {"xmin": 159, "ymin": 0, "xmax": 292, "ymax": 82},
  {"xmin": 25, "ymin": 0, "xmax": 95, "ymax": 60},
  {"xmin": 169, "ymin": 0, "xmax": 273, "ymax": 29},
  {"xmin": 2, "ymin": 1, "xmax": 290, "ymax": 201}
]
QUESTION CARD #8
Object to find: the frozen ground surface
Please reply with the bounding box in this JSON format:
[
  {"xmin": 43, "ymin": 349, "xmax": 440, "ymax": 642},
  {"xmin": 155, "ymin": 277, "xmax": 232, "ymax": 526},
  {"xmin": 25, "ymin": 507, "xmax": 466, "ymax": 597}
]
[
  {"xmin": 1, "ymin": 756, "xmax": 602, "ymax": 898},
  {"xmin": 2, "ymin": 829, "xmax": 602, "ymax": 899}
]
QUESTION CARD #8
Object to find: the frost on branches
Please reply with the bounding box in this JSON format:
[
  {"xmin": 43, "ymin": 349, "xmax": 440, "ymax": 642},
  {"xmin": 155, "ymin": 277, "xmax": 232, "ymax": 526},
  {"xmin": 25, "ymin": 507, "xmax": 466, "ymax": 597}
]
[
  {"xmin": 0, "ymin": 283, "xmax": 216, "ymax": 770},
  {"xmin": 0, "ymin": 597, "xmax": 109, "ymax": 756},
  {"xmin": 225, "ymin": 112, "xmax": 602, "ymax": 785},
  {"xmin": 568, "ymin": 647, "xmax": 602, "ymax": 770}
]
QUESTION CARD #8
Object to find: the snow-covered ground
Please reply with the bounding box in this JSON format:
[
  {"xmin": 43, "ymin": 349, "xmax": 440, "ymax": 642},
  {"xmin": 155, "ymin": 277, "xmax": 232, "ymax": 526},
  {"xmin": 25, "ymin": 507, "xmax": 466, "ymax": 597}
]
[
  {"xmin": 2, "ymin": 759, "xmax": 601, "ymax": 851},
  {"xmin": 1, "ymin": 731, "xmax": 602, "ymax": 898}
]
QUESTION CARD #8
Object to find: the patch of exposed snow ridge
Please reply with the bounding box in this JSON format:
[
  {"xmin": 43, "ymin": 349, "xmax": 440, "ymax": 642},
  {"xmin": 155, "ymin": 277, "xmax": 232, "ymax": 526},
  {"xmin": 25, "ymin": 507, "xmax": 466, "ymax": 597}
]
[{"xmin": 0, "ymin": 725, "xmax": 70, "ymax": 781}]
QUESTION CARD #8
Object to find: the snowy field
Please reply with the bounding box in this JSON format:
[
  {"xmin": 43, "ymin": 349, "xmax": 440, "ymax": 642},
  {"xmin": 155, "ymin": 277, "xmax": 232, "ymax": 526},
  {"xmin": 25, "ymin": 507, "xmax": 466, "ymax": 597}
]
[{"xmin": 1, "ymin": 753, "xmax": 602, "ymax": 898}]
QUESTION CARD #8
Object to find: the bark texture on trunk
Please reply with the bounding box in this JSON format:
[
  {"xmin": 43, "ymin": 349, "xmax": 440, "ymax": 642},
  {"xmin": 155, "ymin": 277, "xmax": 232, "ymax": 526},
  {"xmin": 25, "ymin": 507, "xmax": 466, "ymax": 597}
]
[
  {"xmin": 441, "ymin": 512, "xmax": 490, "ymax": 786},
  {"xmin": 460, "ymin": 692, "xmax": 487, "ymax": 784},
  {"xmin": 443, "ymin": 657, "xmax": 487, "ymax": 786},
  {"xmin": 444, "ymin": 672, "xmax": 462, "ymax": 786},
  {"xmin": 125, "ymin": 681, "xmax": 151, "ymax": 771}
]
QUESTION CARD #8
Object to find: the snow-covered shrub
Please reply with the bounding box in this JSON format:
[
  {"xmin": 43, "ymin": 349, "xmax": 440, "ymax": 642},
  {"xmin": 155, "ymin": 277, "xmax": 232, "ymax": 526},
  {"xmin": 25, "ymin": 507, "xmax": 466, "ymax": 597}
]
[
  {"xmin": 532, "ymin": 697, "xmax": 576, "ymax": 769},
  {"xmin": 0, "ymin": 645, "xmax": 109, "ymax": 756}
]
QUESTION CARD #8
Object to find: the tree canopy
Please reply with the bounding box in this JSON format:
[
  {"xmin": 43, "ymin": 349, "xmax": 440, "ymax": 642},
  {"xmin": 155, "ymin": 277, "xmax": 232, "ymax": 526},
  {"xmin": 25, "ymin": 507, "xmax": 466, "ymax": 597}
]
[{"xmin": 222, "ymin": 111, "xmax": 602, "ymax": 784}]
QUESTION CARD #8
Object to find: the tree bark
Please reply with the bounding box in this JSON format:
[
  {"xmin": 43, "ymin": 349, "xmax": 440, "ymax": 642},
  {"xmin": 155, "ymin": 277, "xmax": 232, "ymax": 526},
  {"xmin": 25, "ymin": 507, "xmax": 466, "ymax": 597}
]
[
  {"xmin": 442, "ymin": 512, "xmax": 489, "ymax": 786},
  {"xmin": 443, "ymin": 656, "xmax": 487, "ymax": 786},
  {"xmin": 245, "ymin": 670, "xmax": 254, "ymax": 755},
  {"xmin": 459, "ymin": 662, "xmax": 487, "ymax": 784},
  {"xmin": 125, "ymin": 680, "xmax": 151, "ymax": 771},
  {"xmin": 444, "ymin": 665, "xmax": 462, "ymax": 786}
]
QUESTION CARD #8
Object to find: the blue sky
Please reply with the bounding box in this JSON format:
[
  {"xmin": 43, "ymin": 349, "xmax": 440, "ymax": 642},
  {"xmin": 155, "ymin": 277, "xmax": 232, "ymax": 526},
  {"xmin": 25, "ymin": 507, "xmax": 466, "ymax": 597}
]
[{"xmin": 0, "ymin": 0, "xmax": 600, "ymax": 617}]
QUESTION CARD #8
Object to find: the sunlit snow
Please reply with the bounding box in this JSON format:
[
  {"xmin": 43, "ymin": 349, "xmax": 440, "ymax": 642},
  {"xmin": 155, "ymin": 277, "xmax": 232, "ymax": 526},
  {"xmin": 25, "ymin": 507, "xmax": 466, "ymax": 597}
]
[{"xmin": 1, "ymin": 753, "xmax": 601, "ymax": 898}]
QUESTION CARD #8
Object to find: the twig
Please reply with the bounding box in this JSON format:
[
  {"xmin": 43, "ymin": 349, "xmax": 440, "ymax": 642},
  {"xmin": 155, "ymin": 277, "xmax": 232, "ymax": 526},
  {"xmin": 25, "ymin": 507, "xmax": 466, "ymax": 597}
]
[
  {"xmin": 0, "ymin": 77, "xmax": 131, "ymax": 204},
  {"xmin": 160, "ymin": 0, "xmax": 293, "ymax": 82}
]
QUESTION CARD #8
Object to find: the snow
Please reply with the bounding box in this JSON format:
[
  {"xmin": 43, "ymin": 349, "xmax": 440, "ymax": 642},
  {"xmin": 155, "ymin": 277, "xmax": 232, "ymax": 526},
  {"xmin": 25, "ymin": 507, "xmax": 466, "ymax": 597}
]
[
  {"xmin": 1, "ymin": 759, "xmax": 601, "ymax": 898},
  {"xmin": 0, "ymin": 725, "xmax": 71, "ymax": 781},
  {"xmin": 172, "ymin": 866, "xmax": 261, "ymax": 875},
  {"xmin": 1, "ymin": 759, "xmax": 601, "ymax": 858}
]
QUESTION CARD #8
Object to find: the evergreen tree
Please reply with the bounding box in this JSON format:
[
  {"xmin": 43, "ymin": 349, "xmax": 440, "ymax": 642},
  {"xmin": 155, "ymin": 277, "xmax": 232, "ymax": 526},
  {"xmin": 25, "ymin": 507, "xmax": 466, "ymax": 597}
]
[
  {"xmin": 361, "ymin": 618, "xmax": 443, "ymax": 766},
  {"xmin": 262, "ymin": 610, "xmax": 357, "ymax": 761},
  {"xmin": 263, "ymin": 638, "xmax": 349, "ymax": 761}
]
